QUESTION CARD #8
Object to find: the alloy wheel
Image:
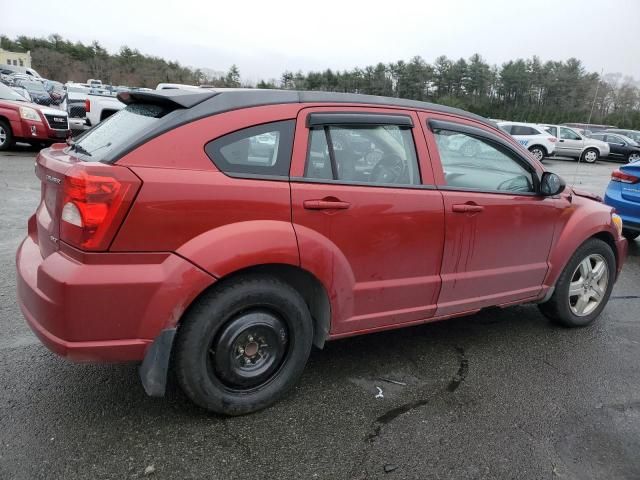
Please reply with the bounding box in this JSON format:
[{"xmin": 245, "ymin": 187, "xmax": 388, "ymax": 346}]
[
  {"xmin": 628, "ymin": 153, "xmax": 640, "ymax": 163},
  {"xmin": 0, "ymin": 126, "xmax": 6, "ymax": 146},
  {"xmin": 568, "ymin": 254, "xmax": 609, "ymax": 316}
]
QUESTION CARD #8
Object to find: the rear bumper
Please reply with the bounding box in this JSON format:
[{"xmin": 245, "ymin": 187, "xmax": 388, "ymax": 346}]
[{"xmin": 16, "ymin": 233, "xmax": 214, "ymax": 362}]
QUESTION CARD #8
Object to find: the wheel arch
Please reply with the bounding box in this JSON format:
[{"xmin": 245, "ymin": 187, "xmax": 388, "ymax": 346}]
[
  {"xmin": 546, "ymin": 225, "xmax": 621, "ymax": 289},
  {"xmin": 179, "ymin": 263, "xmax": 331, "ymax": 350},
  {"xmin": 592, "ymin": 230, "xmax": 619, "ymax": 275},
  {"xmin": 529, "ymin": 144, "xmax": 548, "ymax": 155}
]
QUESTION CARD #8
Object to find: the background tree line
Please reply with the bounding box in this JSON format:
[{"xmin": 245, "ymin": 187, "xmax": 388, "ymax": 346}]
[
  {"xmin": 272, "ymin": 55, "xmax": 640, "ymax": 128},
  {"xmin": 1, "ymin": 34, "xmax": 241, "ymax": 88},
  {"xmin": 3, "ymin": 34, "xmax": 639, "ymax": 128}
]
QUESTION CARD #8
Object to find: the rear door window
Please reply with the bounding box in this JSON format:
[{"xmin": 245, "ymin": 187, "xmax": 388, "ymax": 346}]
[
  {"xmin": 205, "ymin": 120, "xmax": 295, "ymax": 177},
  {"xmin": 305, "ymin": 124, "xmax": 420, "ymax": 186}
]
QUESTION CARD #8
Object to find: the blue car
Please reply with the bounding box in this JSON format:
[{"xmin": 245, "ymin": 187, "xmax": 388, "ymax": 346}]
[{"xmin": 604, "ymin": 161, "xmax": 640, "ymax": 241}]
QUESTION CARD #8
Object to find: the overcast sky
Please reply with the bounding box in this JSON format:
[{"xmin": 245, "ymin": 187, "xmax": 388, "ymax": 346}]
[{"xmin": 1, "ymin": 0, "xmax": 639, "ymax": 82}]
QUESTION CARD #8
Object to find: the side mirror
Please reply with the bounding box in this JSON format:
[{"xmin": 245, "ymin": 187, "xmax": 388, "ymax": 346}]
[{"xmin": 540, "ymin": 172, "xmax": 566, "ymax": 196}]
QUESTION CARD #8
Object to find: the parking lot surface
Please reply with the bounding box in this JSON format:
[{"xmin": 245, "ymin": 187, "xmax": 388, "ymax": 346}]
[{"xmin": 1, "ymin": 149, "xmax": 639, "ymax": 480}]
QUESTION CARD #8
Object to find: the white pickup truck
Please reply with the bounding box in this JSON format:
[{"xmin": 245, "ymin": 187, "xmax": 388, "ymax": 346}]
[{"xmin": 85, "ymin": 93, "xmax": 125, "ymax": 127}]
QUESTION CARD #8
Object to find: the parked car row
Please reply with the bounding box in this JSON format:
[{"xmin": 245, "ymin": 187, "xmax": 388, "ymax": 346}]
[{"xmin": 495, "ymin": 120, "xmax": 640, "ymax": 164}]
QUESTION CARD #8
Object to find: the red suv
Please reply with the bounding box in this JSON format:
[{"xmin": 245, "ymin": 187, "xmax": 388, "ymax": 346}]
[
  {"xmin": 0, "ymin": 82, "xmax": 70, "ymax": 150},
  {"xmin": 16, "ymin": 89, "xmax": 628, "ymax": 415}
]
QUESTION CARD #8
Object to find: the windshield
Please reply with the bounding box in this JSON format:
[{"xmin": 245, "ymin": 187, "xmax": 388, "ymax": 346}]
[
  {"xmin": 20, "ymin": 81, "xmax": 47, "ymax": 93},
  {"xmin": 0, "ymin": 82, "xmax": 28, "ymax": 102},
  {"xmin": 68, "ymin": 103, "xmax": 171, "ymax": 162}
]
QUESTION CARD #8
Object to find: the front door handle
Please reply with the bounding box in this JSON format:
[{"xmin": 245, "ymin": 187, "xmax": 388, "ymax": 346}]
[
  {"xmin": 303, "ymin": 199, "xmax": 351, "ymax": 210},
  {"xmin": 452, "ymin": 204, "xmax": 484, "ymax": 213}
]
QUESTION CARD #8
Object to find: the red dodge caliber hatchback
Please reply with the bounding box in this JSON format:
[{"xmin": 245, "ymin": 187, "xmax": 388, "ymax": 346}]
[{"xmin": 16, "ymin": 89, "xmax": 628, "ymax": 415}]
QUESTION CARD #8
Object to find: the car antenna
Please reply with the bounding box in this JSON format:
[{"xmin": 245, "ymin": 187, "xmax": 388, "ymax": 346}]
[{"xmin": 572, "ymin": 68, "xmax": 604, "ymax": 189}]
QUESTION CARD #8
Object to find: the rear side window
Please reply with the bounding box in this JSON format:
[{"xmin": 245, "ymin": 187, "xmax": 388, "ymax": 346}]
[
  {"xmin": 205, "ymin": 120, "xmax": 295, "ymax": 177},
  {"xmin": 68, "ymin": 103, "xmax": 171, "ymax": 162},
  {"xmin": 510, "ymin": 126, "xmax": 540, "ymax": 136}
]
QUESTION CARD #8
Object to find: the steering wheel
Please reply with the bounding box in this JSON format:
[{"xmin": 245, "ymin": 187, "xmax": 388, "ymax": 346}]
[
  {"xmin": 496, "ymin": 175, "xmax": 533, "ymax": 192},
  {"xmin": 371, "ymin": 154, "xmax": 407, "ymax": 184}
]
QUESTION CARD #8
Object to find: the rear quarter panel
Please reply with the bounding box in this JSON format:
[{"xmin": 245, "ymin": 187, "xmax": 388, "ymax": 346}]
[{"xmin": 113, "ymin": 104, "xmax": 303, "ymax": 278}]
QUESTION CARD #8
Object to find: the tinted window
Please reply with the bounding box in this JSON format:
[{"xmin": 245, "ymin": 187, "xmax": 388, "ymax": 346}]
[
  {"xmin": 545, "ymin": 126, "xmax": 558, "ymax": 137},
  {"xmin": 305, "ymin": 124, "xmax": 420, "ymax": 186},
  {"xmin": 206, "ymin": 120, "xmax": 295, "ymax": 177},
  {"xmin": 605, "ymin": 135, "xmax": 624, "ymax": 144},
  {"xmin": 433, "ymin": 129, "xmax": 534, "ymax": 193},
  {"xmin": 510, "ymin": 126, "xmax": 539, "ymax": 136}
]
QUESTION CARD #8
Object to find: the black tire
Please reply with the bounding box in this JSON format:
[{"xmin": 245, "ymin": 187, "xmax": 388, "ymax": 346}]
[
  {"xmin": 175, "ymin": 274, "xmax": 314, "ymax": 415},
  {"xmin": 0, "ymin": 119, "xmax": 14, "ymax": 151},
  {"xmin": 528, "ymin": 145, "xmax": 546, "ymax": 162},
  {"xmin": 539, "ymin": 238, "xmax": 615, "ymax": 327},
  {"xmin": 623, "ymin": 230, "xmax": 639, "ymax": 241},
  {"xmin": 581, "ymin": 148, "xmax": 599, "ymax": 164}
]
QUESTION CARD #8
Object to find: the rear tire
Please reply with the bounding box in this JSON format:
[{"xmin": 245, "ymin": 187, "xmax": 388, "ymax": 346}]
[
  {"xmin": 581, "ymin": 148, "xmax": 599, "ymax": 164},
  {"xmin": 175, "ymin": 274, "xmax": 314, "ymax": 415},
  {"xmin": 0, "ymin": 119, "xmax": 14, "ymax": 151},
  {"xmin": 539, "ymin": 238, "xmax": 615, "ymax": 327},
  {"xmin": 623, "ymin": 230, "xmax": 639, "ymax": 241},
  {"xmin": 528, "ymin": 145, "xmax": 546, "ymax": 162}
]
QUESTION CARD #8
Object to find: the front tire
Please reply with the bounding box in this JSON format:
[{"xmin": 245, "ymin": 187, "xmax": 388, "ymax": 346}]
[
  {"xmin": 539, "ymin": 238, "xmax": 615, "ymax": 327},
  {"xmin": 581, "ymin": 148, "xmax": 599, "ymax": 164},
  {"xmin": 528, "ymin": 145, "xmax": 546, "ymax": 162},
  {"xmin": 0, "ymin": 119, "xmax": 14, "ymax": 151},
  {"xmin": 175, "ymin": 275, "xmax": 314, "ymax": 415}
]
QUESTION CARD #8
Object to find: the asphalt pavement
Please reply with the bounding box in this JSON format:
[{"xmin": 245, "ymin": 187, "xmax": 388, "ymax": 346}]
[{"xmin": 1, "ymin": 148, "xmax": 639, "ymax": 480}]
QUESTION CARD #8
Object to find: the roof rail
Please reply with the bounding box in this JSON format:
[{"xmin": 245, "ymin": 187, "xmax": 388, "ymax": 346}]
[{"xmin": 117, "ymin": 89, "xmax": 218, "ymax": 109}]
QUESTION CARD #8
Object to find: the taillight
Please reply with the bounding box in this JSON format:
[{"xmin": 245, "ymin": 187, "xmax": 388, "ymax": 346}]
[
  {"xmin": 85, "ymin": 98, "xmax": 90, "ymax": 113},
  {"xmin": 60, "ymin": 165, "xmax": 141, "ymax": 250},
  {"xmin": 548, "ymin": 137, "xmax": 557, "ymax": 143},
  {"xmin": 611, "ymin": 170, "xmax": 639, "ymax": 184}
]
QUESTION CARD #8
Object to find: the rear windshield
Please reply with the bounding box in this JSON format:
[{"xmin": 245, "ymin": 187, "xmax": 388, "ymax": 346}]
[{"xmin": 68, "ymin": 104, "xmax": 170, "ymax": 162}]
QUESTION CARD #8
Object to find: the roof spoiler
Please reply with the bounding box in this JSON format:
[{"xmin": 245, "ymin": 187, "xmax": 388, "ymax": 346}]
[{"xmin": 117, "ymin": 89, "xmax": 218, "ymax": 109}]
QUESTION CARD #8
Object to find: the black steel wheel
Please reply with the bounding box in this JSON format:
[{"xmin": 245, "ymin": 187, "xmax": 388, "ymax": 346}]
[
  {"xmin": 175, "ymin": 274, "xmax": 313, "ymax": 415},
  {"xmin": 210, "ymin": 309, "xmax": 289, "ymax": 389}
]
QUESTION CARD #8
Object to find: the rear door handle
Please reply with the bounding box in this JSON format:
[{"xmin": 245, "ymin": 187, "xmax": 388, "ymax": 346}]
[
  {"xmin": 303, "ymin": 199, "xmax": 351, "ymax": 210},
  {"xmin": 452, "ymin": 204, "xmax": 484, "ymax": 213}
]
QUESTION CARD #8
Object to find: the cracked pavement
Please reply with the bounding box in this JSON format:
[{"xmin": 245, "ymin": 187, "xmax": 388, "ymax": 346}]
[{"xmin": 1, "ymin": 149, "xmax": 639, "ymax": 479}]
